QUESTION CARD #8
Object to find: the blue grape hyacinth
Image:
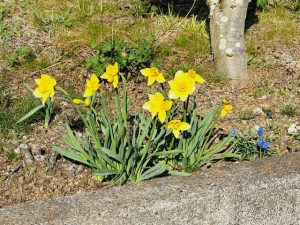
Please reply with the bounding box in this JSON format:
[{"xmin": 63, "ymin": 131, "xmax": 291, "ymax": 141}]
[
  {"xmin": 231, "ymin": 128, "xmax": 238, "ymax": 137},
  {"xmin": 257, "ymin": 137, "xmax": 269, "ymax": 151},
  {"xmin": 257, "ymin": 127, "xmax": 265, "ymax": 136}
]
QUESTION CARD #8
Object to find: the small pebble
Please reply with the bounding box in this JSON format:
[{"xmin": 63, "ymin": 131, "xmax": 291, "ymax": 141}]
[{"xmin": 288, "ymin": 124, "xmax": 298, "ymax": 134}]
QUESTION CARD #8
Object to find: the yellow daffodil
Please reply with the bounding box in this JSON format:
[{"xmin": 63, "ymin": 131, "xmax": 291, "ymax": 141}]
[
  {"xmin": 164, "ymin": 119, "xmax": 191, "ymax": 138},
  {"xmin": 84, "ymin": 98, "xmax": 91, "ymax": 107},
  {"xmin": 220, "ymin": 99, "xmax": 233, "ymax": 117},
  {"xmin": 168, "ymin": 71, "xmax": 195, "ymax": 101},
  {"xmin": 143, "ymin": 92, "xmax": 172, "ymax": 123},
  {"xmin": 33, "ymin": 74, "xmax": 56, "ymax": 105},
  {"xmin": 72, "ymin": 99, "xmax": 83, "ymax": 104},
  {"xmin": 140, "ymin": 67, "xmax": 165, "ymax": 86},
  {"xmin": 83, "ymin": 74, "xmax": 100, "ymax": 97},
  {"xmin": 187, "ymin": 69, "xmax": 205, "ymax": 83},
  {"xmin": 101, "ymin": 62, "xmax": 119, "ymax": 88}
]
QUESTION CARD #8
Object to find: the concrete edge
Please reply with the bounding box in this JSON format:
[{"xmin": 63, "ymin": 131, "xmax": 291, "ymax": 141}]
[{"xmin": 0, "ymin": 152, "xmax": 300, "ymax": 225}]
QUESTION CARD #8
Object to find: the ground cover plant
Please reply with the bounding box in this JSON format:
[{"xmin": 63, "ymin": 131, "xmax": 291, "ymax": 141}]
[{"xmin": 0, "ymin": 0, "xmax": 299, "ymax": 206}]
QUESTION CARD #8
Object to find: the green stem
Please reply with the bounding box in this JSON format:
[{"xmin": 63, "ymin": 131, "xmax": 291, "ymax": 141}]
[
  {"xmin": 44, "ymin": 99, "xmax": 52, "ymax": 128},
  {"xmin": 168, "ymin": 136, "xmax": 175, "ymax": 151},
  {"xmin": 159, "ymin": 83, "xmax": 167, "ymax": 98},
  {"xmin": 183, "ymin": 101, "xmax": 187, "ymax": 122}
]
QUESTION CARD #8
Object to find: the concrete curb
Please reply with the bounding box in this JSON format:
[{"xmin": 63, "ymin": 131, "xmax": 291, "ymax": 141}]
[{"xmin": 1, "ymin": 153, "xmax": 300, "ymax": 225}]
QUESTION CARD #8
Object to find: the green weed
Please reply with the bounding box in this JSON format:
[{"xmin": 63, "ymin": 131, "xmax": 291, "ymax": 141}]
[
  {"xmin": 6, "ymin": 150, "xmax": 21, "ymax": 162},
  {"xmin": 6, "ymin": 45, "xmax": 36, "ymax": 67},
  {"xmin": 239, "ymin": 109, "xmax": 256, "ymax": 120},
  {"xmin": 253, "ymin": 86, "xmax": 274, "ymax": 98},
  {"xmin": 33, "ymin": 8, "xmax": 73, "ymax": 38},
  {"xmin": 132, "ymin": 0, "xmax": 158, "ymax": 17},
  {"xmin": 0, "ymin": 3, "xmax": 22, "ymax": 47},
  {"xmin": 0, "ymin": 87, "xmax": 44, "ymax": 139},
  {"xmin": 87, "ymin": 38, "xmax": 158, "ymax": 79},
  {"xmin": 281, "ymin": 104, "xmax": 297, "ymax": 117}
]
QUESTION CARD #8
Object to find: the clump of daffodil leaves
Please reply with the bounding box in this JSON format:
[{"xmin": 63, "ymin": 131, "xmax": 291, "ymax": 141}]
[{"xmin": 40, "ymin": 63, "xmax": 239, "ymax": 184}]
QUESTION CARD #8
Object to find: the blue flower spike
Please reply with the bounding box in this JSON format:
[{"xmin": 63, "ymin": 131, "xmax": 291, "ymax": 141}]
[
  {"xmin": 257, "ymin": 137, "xmax": 269, "ymax": 152},
  {"xmin": 262, "ymin": 141, "xmax": 270, "ymax": 151},
  {"xmin": 257, "ymin": 127, "xmax": 265, "ymax": 137},
  {"xmin": 231, "ymin": 128, "xmax": 238, "ymax": 138},
  {"xmin": 267, "ymin": 111, "xmax": 273, "ymax": 118}
]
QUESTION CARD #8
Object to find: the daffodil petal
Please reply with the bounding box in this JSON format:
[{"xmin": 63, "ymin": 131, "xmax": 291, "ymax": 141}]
[
  {"xmin": 140, "ymin": 68, "xmax": 150, "ymax": 77},
  {"xmin": 100, "ymin": 72, "xmax": 110, "ymax": 79},
  {"xmin": 156, "ymin": 74, "xmax": 165, "ymax": 83},
  {"xmin": 83, "ymin": 88, "xmax": 94, "ymax": 97},
  {"xmin": 173, "ymin": 129, "xmax": 180, "ymax": 139},
  {"xmin": 41, "ymin": 94, "xmax": 49, "ymax": 105},
  {"xmin": 158, "ymin": 111, "xmax": 166, "ymax": 123},
  {"xmin": 180, "ymin": 122, "xmax": 191, "ymax": 131},
  {"xmin": 224, "ymin": 104, "xmax": 233, "ymax": 111},
  {"xmin": 174, "ymin": 70, "xmax": 184, "ymax": 78},
  {"xmin": 168, "ymin": 90, "xmax": 177, "ymax": 100},
  {"xmin": 35, "ymin": 78, "xmax": 42, "ymax": 86},
  {"xmin": 195, "ymin": 74, "xmax": 205, "ymax": 83},
  {"xmin": 142, "ymin": 101, "xmax": 151, "ymax": 110},
  {"xmin": 179, "ymin": 94, "xmax": 188, "ymax": 101},
  {"xmin": 220, "ymin": 109, "xmax": 227, "ymax": 117},
  {"xmin": 113, "ymin": 75, "xmax": 118, "ymax": 88},
  {"xmin": 33, "ymin": 89, "xmax": 42, "ymax": 98},
  {"xmin": 147, "ymin": 77, "xmax": 156, "ymax": 86},
  {"xmin": 152, "ymin": 92, "xmax": 164, "ymax": 102}
]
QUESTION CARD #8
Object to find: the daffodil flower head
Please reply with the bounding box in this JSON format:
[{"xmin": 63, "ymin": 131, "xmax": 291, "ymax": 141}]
[
  {"xmin": 168, "ymin": 71, "xmax": 196, "ymax": 101},
  {"xmin": 140, "ymin": 67, "xmax": 165, "ymax": 86},
  {"xmin": 187, "ymin": 69, "xmax": 205, "ymax": 83},
  {"xmin": 33, "ymin": 74, "xmax": 57, "ymax": 105},
  {"xmin": 101, "ymin": 62, "xmax": 119, "ymax": 88},
  {"xmin": 220, "ymin": 99, "xmax": 233, "ymax": 117},
  {"xmin": 142, "ymin": 92, "xmax": 172, "ymax": 123},
  {"xmin": 83, "ymin": 74, "xmax": 100, "ymax": 97},
  {"xmin": 164, "ymin": 119, "xmax": 191, "ymax": 138}
]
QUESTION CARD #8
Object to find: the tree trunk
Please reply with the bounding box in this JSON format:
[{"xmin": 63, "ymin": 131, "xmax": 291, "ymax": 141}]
[{"xmin": 207, "ymin": 0, "xmax": 250, "ymax": 82}]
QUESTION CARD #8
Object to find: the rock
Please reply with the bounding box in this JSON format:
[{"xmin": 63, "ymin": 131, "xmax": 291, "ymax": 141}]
[
  {"xmin": 31, "ymin": 144, "xmax": 47, "ymax": 161},
  {"xmin": 61, "ymin": 162, "xmax": 76, "ymax": 173},
  {"xmin": 19, "ymin": 143, "xmax": 34, "ymax": 167},
  {"xmin": 281, "ymin": 53, "xmax": 296, "ymax": 66},
  {"xmin": 253, "ymin": 107, "xmax": 264, "ymax": 115},
  {"xmin": 13, "ymin": 147, "xmax": 21, "ymax": 154},
  {"xmin": 288, "ymin": 124, "xmax": 298, "ymax": 134},
  {"xmin": 18, "ymin": 176, "xmax": 24, "ymax": 185},
  {"xmin": 48, "ymin": 151, "xmax": 58, "ymax": 169}
]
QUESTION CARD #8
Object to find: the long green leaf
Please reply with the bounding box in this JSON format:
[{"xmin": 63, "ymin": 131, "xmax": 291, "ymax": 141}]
[
  {"xmin": 17, "ymin": 104, "xmax": 44, "ymax": 123},
  {"xmin": 101, "ymin": 147, "xmax": 123, "ymax": 163},
  {"xmin": 93, "ymin": 169, "xmax": 118, "ymax": 176},
  {"xmin": 140, "ymin": 163, "xmax": 166, "ymax": 181},
  {"xmin": 52, "ymin": 145, "xmax": 90, "ymax": 166},
  {"xmin": 168, "ymin": 170, "xmax": 191, "ymax": 176}
]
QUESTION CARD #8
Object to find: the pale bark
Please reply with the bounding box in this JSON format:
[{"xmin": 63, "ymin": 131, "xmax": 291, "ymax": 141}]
[{"xmin": 207, "ymin": 0, "xmax": 250, "ymax": 82}]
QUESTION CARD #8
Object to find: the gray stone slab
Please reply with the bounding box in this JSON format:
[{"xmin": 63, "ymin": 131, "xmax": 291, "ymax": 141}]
[{"xmin": 1, "ymin": 153, "xmax": 300, "ymax": 225}]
